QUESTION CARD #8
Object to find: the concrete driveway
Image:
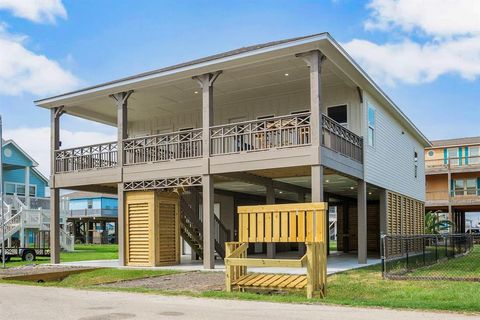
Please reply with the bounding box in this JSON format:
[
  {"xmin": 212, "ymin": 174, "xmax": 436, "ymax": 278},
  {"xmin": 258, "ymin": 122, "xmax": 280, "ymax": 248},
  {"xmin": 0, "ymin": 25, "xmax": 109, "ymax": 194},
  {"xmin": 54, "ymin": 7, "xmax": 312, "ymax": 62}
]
[{"xmin": 0, "ymin": 283, "xmax": 476, "ymax": 320}]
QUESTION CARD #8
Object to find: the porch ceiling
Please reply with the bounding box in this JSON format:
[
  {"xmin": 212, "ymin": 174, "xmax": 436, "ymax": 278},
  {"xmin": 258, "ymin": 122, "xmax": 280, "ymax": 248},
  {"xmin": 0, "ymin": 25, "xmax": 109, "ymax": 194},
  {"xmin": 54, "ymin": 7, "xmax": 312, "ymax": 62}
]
[
  {"xmin": 46, "ymin": 56, "xmax": 351, "ymax": 126},
  {"xmin": 214, "ymin": 169, "xmax": 381, "ymax": 202}
]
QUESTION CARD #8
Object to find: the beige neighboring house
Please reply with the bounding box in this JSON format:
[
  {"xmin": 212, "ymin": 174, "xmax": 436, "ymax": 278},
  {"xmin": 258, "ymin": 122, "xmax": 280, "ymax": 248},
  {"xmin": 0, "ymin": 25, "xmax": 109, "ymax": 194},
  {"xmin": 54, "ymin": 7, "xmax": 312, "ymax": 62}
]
[
  {"xmin": 35, "ymin": 33, "xmax": 430, "ymax": 268},
  {"xmin": 425, "ymin": 136, "xmax": 480, "ymax": 232}
]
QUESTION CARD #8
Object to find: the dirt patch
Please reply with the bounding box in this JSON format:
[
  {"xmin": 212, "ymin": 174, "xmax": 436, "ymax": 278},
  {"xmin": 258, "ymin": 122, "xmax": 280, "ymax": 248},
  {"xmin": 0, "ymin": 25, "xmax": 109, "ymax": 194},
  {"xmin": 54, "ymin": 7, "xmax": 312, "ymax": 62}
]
[
  {"xmin": 0, "ymin": 264, "xmax": 93, "ymax": 279},
  {"xmin": 102, "ymin": 271, "xmax": 224, "ymax": 293}
]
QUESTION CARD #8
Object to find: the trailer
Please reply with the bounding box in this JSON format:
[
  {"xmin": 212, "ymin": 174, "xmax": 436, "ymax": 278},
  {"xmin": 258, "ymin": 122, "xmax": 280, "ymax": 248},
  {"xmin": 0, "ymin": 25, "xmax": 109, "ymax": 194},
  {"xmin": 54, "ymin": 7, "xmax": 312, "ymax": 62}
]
[{"xmin": 0, "ymin": 247, "xmax": 50, "ymax": 262}]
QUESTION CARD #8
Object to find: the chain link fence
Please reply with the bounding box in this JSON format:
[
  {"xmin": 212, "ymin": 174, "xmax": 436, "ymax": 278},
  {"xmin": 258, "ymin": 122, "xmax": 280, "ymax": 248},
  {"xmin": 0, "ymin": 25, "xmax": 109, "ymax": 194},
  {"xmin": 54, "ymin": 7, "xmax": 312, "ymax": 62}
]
[{"xmin": 381, "ymin": 234, "xmax": 480, "ymax": 281}]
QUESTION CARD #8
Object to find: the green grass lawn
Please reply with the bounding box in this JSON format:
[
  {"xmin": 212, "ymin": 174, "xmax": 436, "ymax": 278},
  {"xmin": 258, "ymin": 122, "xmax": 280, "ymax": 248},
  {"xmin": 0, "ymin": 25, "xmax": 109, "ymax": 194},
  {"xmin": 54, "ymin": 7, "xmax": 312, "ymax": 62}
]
[
  {"xmin": 411, "ymin": 245, "xmax": 480, "ymax": 278},
  {"xmin": 3, "ymin": 244, "xmax": 118, "ymax": 267}
]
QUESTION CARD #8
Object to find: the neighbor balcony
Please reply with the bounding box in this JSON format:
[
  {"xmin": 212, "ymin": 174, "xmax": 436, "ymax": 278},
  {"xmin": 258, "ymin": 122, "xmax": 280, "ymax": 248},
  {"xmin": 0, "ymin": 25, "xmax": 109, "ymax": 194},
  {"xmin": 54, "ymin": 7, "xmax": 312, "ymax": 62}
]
[
  {"xmin": 426, "ymin": 189, "xmax": 480, "ymax": 207},
  {"xmin": 425, "ymin": 155, "xmax": 480, "ymax": 174},
  {"xmin": 53, "ymin": 113, "xmax": 363, "ymax": 174}
]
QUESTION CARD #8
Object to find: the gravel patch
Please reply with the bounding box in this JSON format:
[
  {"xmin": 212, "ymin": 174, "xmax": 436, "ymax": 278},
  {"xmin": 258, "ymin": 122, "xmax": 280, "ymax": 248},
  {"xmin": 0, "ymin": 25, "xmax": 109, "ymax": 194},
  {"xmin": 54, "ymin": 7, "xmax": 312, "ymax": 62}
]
[{"xmin": 102, "ymin": 271, "xmax": 224, "ymax": 293}]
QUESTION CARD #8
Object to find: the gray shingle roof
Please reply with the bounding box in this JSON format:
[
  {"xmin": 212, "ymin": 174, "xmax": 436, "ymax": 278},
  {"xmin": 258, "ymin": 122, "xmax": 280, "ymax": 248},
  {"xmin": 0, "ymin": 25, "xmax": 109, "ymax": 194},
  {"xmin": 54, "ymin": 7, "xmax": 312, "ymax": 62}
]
[{"xmin": 430, "ymin": 136, "xmax": 480, "ymax": 147}]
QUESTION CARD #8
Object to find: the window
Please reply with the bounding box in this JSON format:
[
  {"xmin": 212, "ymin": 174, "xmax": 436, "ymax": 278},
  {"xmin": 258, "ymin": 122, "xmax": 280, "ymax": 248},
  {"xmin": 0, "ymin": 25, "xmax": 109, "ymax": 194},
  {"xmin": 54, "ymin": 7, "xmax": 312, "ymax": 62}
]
[
  {"xmin": 367, "ymin": 104, "xmax": 375, "ymax": 146},
  {"xmin": 29, "ymin": 185, "xmax": 36, "ymax": 197},
  {"xmin": 428, "ymin": 150, "xmax": 434, "ymax": 157},
  {"xmin": 5, "ymin": 182, "xmax": 36, "ymax": 196},
  {"xmin": 414, "ymin": 151, "xmax": 418, "ymax": 178},
  {"xmin": 5, "ymin": 183, "xmax": 15, "ymax": 195},
  {"xmin": 87, "ymin": 199, "xmax": 93, "ymax": 209},
  {"xmin": 256, "ymin": 114, "xmax": 275, "ymax": 120},
  {"xmin": 327, "ymin": 105, "xmax": 347, "ymax": 127},
  {"xmin": 453, "ymin": 178, "xmax": 477, "ymax": 196},
  {"xmin": 454, "ymin": 179, "xmax": 464, "ymax": 196},
  {"xmin": 448, "ymin": 148, "xmax": 460, "ymax": 166},
  {"xmin": 470, "ymin": 146, "xmax": 480, "ymax": 164},
  {"xmin": 466, "ymin": 179, "xmax": 477, "ymax": 195}
]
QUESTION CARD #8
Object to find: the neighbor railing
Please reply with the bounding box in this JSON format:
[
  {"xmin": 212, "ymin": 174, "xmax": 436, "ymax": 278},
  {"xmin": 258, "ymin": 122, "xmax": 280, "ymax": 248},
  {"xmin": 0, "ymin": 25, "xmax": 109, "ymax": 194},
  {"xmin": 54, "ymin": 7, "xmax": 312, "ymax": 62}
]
[
  {"xmin": 123, "ymin": 128, "xmax": 202, "ymax": 165},
  {"xmin": 322, "ymin": 114, "xmax": 363, "ymax": 163},
  {"xmin": 426, "ymin": 189, "xmax": 480, "ymax": 203},
  {"xmin": 67, "ymin": 208, "xmax": 118, "ymax": 218},
  {"xmin": 210, "ymin": 113, "xmax": 311, "ymax": 155},
  {"xmin": 55, "ymin": 142, "xmax": 118, "ymax": 173},
  {"xmin": 425, "ymin": 155, "xmax": 480, "ymax": 170}
]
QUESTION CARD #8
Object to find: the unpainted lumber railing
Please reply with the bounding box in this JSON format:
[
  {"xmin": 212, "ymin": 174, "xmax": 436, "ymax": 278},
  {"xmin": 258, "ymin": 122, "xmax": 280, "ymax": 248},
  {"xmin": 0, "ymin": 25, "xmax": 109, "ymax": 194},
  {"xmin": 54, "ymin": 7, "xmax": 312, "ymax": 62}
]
[{"xmin": 225, "ymin": 203, "xmax": 327, "ymax": 299}]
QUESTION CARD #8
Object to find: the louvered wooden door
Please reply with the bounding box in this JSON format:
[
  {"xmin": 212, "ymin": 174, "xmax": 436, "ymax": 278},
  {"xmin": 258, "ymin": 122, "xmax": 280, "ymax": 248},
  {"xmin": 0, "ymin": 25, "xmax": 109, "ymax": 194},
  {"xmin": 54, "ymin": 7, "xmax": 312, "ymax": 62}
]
[{"xmin": 125, "ymin": 191, "xmax": 155, "ymax": 266}]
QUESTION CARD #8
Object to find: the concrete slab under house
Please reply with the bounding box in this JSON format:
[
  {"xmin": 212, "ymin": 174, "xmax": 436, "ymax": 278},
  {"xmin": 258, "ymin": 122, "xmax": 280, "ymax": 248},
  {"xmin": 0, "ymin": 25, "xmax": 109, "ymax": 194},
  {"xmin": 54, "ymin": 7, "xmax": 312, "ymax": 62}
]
[{"xmin": 35, "ymin": 33, "xmax": 430, "ymax": 271}]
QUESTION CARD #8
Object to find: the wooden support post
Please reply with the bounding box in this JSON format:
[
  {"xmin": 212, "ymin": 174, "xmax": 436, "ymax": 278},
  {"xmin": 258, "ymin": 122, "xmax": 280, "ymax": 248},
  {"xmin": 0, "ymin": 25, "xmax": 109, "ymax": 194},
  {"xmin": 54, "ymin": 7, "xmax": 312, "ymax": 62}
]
[
  {"xmin": 117, "ymin": 183, "xmax": 125, "ymax": 265},
  {"xmin": 202, "ymin": 174, "xmax": 215, "ymax": 269},
  {"xmin": 110, "ymin": 90, "xmax": 132, "ymax": 166},
  {"xmin": 311, "ymin": 165, "xmax": 324, "ymax": 202},
  {"xmin": 266, "ymin": 183, "xmax": 276, "ymax": 258},
  {"xmin": 379, "ymin": 188, "xmax": 387, "ymax": 235},
  {"xmin": 357, "ymin": 180, "xmax": 367, "ymax": 264},
  {"xmin": 297, "ymin": 50, "xmax": 325, "ymax": 150},
  {"xmin": 50, "ymin": 106, "xmax": 63, "ymax": 264},
  {"xmin": 193, "ymin": 71, "xmax": 221, "ymax": 158}
]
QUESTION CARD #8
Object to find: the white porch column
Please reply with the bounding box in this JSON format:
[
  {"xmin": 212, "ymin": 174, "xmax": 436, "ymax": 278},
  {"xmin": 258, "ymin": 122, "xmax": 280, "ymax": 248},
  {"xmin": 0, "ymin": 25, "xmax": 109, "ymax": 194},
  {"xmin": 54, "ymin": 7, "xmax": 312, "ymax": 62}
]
[
  {"xmin": 50, "ymin": 106, "xmax": 63, "ymax": 264},
  {"xmin": 357, "ymin": 179, "xmax": 367, "ymax": 264},
  {"xmin": 24, "ymin": 166, "xmax": 30, "ymax": 208},
  {"xmin": 202, "ymin": 174, "xmax": 215, "ymax": 269},
  {"xmin": 266, "ymin": 183, "xmax": 276, "ymax": 258}
]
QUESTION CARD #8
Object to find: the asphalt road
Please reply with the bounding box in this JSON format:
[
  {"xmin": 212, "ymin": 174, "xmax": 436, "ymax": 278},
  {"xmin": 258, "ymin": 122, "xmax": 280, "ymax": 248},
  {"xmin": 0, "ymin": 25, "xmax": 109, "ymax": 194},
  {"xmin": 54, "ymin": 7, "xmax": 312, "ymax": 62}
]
[{"xmin": 0, "ymin": 283, "xmax": 477, "ymax": 320}]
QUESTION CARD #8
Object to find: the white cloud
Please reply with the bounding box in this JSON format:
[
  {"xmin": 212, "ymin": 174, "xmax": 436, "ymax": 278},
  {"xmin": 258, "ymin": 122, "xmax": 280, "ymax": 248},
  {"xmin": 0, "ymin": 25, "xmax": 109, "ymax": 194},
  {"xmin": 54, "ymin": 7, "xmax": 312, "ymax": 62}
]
[
  {"xmin": 365, "ymin": 0, "xmax": 480, "ymax": 37},
  {"xmin": 0, "ymin": 25, "xmax": 79, "ymax": 96},
  {"xmin": 342, "ymin": 0, "xmax": 480, "ymax": 85},
  {"xmin": 3, "ymin": 127, "xmax": 116, "ymax": 177},
  {"xmin": 0, "ymin": 0, "xmax": 66, "ymax": 24},
  {"xmin": 344, "ymin": 36, "xmax": 480, "ymax": 85}
]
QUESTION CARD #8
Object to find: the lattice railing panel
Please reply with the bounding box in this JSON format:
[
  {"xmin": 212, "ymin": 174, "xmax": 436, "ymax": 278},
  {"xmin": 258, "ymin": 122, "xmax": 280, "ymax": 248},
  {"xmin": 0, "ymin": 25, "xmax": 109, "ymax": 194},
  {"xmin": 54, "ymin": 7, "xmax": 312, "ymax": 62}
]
[
  {"xmin": 55, "ymin": 142, "xmax": 118, "ymax": 173},
  {"xmin": 124, "ymin": 129, "xmax": 202, "ymax": 164},
  {"xmin": 210, "ymin": 113, "xmax": 311, "ymax": 155}
]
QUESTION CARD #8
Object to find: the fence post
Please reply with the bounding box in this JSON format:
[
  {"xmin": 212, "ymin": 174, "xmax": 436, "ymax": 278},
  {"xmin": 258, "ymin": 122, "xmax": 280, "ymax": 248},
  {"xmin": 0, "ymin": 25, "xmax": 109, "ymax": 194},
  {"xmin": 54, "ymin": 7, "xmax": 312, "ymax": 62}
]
[
  {"xmin": 405, "ymin": 237, "xmax": 409, "ymax": 271},
  {"xmin": 380, "ymin": 234, "xmax": 386, "ymax": 277},
  {"xmin": 422, "ymin": 236, "xmax": 426, "ymax": 266}
]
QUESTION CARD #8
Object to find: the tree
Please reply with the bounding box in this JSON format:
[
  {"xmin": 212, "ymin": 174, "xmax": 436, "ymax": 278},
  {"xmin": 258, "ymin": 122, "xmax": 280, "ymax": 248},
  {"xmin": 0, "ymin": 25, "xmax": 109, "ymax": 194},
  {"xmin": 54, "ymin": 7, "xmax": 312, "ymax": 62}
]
[{"xmin": 424, "ymin": 211, "xmax": 454, "ymax": 234}]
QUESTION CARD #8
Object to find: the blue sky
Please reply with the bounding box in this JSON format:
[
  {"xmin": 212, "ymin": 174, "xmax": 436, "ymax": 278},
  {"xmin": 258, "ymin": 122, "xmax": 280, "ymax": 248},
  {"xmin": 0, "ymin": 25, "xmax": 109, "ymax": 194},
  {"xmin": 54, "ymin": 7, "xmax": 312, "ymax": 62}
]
[{"xmin": 0, "ymin": 0, "xmax": 479, "ymax": 174}]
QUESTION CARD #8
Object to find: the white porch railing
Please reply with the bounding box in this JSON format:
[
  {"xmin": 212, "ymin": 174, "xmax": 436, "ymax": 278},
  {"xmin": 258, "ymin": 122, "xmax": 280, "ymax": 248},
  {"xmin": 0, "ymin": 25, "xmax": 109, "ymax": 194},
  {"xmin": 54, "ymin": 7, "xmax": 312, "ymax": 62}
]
[
  {"xmin": 54, "ymin": 142, "xmax": 118, "ymax": 173},
  {"xmin": 210, "ymin": 113, "xmax": 311, "ymax": 155},
  {"xmin": 322, "ymin": 114, "xmax": 363, "ymax": 163},
  {"xmin": 123, "ymin": 129, "xmax": 202, "ymax": 165}
]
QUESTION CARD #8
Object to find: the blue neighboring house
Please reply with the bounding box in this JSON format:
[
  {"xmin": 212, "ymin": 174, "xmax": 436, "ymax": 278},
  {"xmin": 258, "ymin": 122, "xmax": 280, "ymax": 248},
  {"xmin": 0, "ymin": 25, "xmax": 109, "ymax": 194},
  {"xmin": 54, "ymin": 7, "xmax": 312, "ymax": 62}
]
[
  {"xmin": 63, "ymin": 191, "xmax": 118, "ymax": 244},
  {"xmin": 2, "ymin": 139, "xmax": 48, "ymax": 200}
]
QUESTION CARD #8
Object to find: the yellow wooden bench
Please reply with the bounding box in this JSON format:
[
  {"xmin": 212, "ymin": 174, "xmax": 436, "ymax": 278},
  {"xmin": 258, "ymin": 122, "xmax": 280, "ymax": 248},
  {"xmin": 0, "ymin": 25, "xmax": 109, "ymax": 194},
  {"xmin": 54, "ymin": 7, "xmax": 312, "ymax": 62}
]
[{"xmin": 225, "ymin": 203, "xmax": 327, "ymax": 298}]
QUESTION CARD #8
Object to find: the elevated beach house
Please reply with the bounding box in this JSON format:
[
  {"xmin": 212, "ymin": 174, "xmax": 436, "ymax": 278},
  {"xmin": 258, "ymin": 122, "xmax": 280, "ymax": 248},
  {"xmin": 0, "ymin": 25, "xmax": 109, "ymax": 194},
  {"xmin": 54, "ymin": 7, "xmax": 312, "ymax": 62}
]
[{"xmin": 35, "ymin": 33, "xmax": 430, "ymax": 268}]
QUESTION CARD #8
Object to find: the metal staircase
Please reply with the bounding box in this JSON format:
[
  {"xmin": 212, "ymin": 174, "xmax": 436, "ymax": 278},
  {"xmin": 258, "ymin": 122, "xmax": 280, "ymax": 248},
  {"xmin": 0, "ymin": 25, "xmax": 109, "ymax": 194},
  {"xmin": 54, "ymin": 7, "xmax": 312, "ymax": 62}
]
[{"xmin": 180, "ymin": 188, "xmax": 230, "ymax": 259}]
